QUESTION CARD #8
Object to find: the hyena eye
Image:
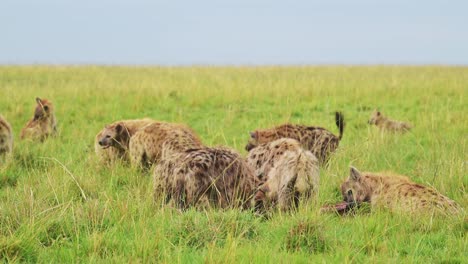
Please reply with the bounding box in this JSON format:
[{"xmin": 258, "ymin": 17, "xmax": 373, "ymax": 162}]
[
  {"xmin": 347, "ymin": 190, "xmax": 353, "ymax": 196},
  {"xmin": 105, "ymin": 135, "xmax": 111, "ymax": 138}
]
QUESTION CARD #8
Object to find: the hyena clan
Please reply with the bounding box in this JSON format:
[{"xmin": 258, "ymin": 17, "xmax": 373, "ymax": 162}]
[
  {"xmin": 154, "ymin": 146, "xmax": 258, "ymax": 210},
  {"xmin": 368, "ymin": 109, "xmax": 412, "ymax": 132},
  {"xmin": 246, "ymin": 112, "xmax": 345, "ymax": 164},
  {"xmin": 95, "ymin": 118, "xmax": 155, "ymax": 164},
  {"xmin": 0, "ymin": 115, "xmax": 13, "ymax": 156},
  {"xmin": 341, "ymin": 167, "xmax": 460, "ymax": 214},
  {"xmin": 20, "ymin": 97, "xmax": 57, "ymax": 141},
  {"xmin": 246, "ymin": 138, "xmax": 319, "ymax": 212}
]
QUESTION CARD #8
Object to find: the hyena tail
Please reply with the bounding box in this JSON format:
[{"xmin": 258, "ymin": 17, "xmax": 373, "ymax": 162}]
[
  {"xmin": 293, "ymin": 150, "xmax": 320, "ymax": 198},
  {"xmin": 335, "ymin": 111, "xmax": 345, "ymax": 140}
]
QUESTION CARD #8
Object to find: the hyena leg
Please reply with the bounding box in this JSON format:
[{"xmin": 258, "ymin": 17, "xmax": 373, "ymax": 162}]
[
  {"xmin": 277, "ymin": 183, "xmax": 296, "ymax": 212},
  {"xmin": 174, "ymin": 175, "xmax": 188, "ymax": 210},
  {"xmin": 129, "ymin": 138, "xmax": 149, "ymax": 170},
  {"xmin": 174, "ymin": 170, "xmax": 208, "ymax": 210}
]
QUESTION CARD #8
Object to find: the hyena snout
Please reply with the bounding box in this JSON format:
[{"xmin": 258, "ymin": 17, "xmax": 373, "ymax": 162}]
[
  {"xmin": 245, "ymin": 143, "xmax": 254, "ymax": 151},
  {"xmin": 98, "ymin": 138, "xmax": 112, "ymax": 148}
]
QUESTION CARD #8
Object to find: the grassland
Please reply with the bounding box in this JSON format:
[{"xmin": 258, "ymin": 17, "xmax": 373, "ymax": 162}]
[{"xmin": 0, "ymin": 66, "xmax": 466, "ymax": 263}]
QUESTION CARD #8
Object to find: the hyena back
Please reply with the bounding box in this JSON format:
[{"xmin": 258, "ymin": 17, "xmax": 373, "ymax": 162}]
[
  {"xmin": 246, "ymin": 112, "xmax": 344, "ymax": 164},
  {"xmin": 154, "ymin": 146, "xmax": 258, "ymax": 210}
]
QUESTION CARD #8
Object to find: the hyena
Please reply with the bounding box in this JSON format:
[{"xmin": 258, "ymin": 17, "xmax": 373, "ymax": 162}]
[
  {"xmin": 245, "ymin": 112, "xmax": 345, "ymax": 164},
  {"xmin": 129, "ymin": 122, "xmax": 203, "ymax": 170},
  {"xmin": 154, "ymin": 146, "xmax": 258, "ymax": 210},
  {"xmin": 247, "ymin": 138, "xmax": 320, "ymax": 212},
  {"xmin": 20, "ymin": 97, "xmax": 57, "ymax": 141},
  {"xmin": 340, "ymin": 167, "xmax": 460, "ymax": 214},
  {"xmin": 0, "ymin": 115, "xmax": 13, "ymax": 156},
  {"xmin": 368, "ymin": 109, "xmax": 412, "ymax": 132},
  {"xmin": 95, "ymin": 118, "xmax": 155, "ymax": 164}
]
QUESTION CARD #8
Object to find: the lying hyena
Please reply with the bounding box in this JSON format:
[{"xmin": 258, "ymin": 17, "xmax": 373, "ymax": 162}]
[
  {"xmin": 154, "ymin": 146, "xmax": 258, "ymax": 210},
  {"xmin": 246, "ymin": 112, "xmax": 345, "ymax": 164},
  {"xmin": 0, "ymin": 115, "xmax": 13, "ymax": 156},
  {"xmin": 247, "ymin": 138, "xmax": 319, "ymax": 212},
  {"xmin": 20, "ymin": 97, "xmax": 57, "ymax": 141},
  {"xmin": 129, "ymin": 122, "xmax": 203, "ymax": 170},
  {"xmin": 341, "ymin": 167, "xmax": 460, "ymax": 214},
  {"xmin": 368, "ymin": 109, "xmax": 412, "ymax": 132},
  {"xmin": 95, "ymin": 118, "xmax": 155, "ymax": 164}
]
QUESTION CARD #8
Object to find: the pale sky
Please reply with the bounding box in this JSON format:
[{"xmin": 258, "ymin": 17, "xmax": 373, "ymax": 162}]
[{"xmin": 1, "ymin": 0, "xmax": 467, "ymax": 65}]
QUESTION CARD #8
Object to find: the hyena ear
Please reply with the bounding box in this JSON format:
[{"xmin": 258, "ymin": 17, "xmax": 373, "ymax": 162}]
[
  {"xmin": 115, "ymin": 124, "xmax": 124, "ymax": 134},
  {"xmin": 36, "ymin": 97, "xmax": 42, "ymax": 104},
  {"xmin": 350, "ymin": 166, "xmax": 362, "ymax": 181},
  {"xmin": 249, "ymin": 131, "xmax": 257, "ymax": 139}
]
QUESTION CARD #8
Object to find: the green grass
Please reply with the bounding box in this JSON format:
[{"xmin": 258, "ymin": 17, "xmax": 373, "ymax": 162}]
[{"xmin": 0, "ymin": 66, "xmax": 467, "ymax": 263}]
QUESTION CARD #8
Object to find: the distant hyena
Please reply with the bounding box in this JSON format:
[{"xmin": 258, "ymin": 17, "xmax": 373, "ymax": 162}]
[
  {"xmin": 129, "ymin": 122, "xmax": 203, "ymax": 170},
  {"xmin": 154, "ymin": 146, "xmax": 258, "ymax": 210},
  {"xmin": 0, "ymin": 115, "xmax": 13, "ymax": 156},
  {"xmin": 247, "ymin": 138, "xmax": 319, "ymax": 212},
  {"xmin": 20, "ymin": 97, "xmax": 57, "ymax": 141},
  {"xmin": 95, "ymin": 118, "xmax": 155, "ymax": 164},
  {"xmin": 246, "ymin": 112, "xmax": 345, "ymax": 164},
  {"xmin": 341, "ymin": 167, "xmax": 460, "ymax": 214},
  {"xmin": 368, "ymin": 109, "xmax": 412, "ymax": 132}
]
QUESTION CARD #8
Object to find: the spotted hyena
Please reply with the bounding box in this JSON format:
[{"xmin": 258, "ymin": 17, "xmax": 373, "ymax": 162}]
[
  {"xmin": 247, "ymin": 138, "xmax": 319, "ymax": 212},
  {"xmin": 368, "ymin": 109, "xmax": 412, "ymax": 132},
  {"xmin": 0, "ymin": 115, "xmax": 13, "ymax": 156},
  {"xmin": 129, "ymin": 122, "xmax": 203, "ymax": 170},
  {"xmin": 95, "ymin": 118, "xmax": 155, "ymax": 164},
  {"xmin": 20, "ymin": 97, "xmax": 57, "ymax": 141},
  {"xmin": 340, "ymin": 167, "xmax": 460, "ymax": 214},
  {"xmin": 245, "ymin": 112, "xmax": 344, "ymax": 164},
  {"xmin": 154, "ymin": 146, "xmax": 258, "ymax": 210}
]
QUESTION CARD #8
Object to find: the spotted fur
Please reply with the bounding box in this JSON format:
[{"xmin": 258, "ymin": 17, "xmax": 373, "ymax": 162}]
[
  {"xmin": 245, "ymin": 112, "xmax": 344, "ymax": 164},
  {"xmin": 154, "ymin": 146, "xmax": 258, "ymax": 210},
  {"xmin": 0, "ymin": 115, "xmax": 13, "ymax": 156},
  {"xmin": 129, "ymin": 122, "xmax": 203, "ymax": 170},
  {"xmin": 247, "ymin": 138, "xmax": 320, "ymax": 212}
]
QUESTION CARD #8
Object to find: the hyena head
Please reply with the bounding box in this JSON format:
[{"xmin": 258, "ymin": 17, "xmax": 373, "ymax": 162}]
[
  {"xmin": 98, "ymin": 123, "xmax": 130, "ymax": 150},
  {"xmin": 368, "ymin": 109, "xmax": 383, "ymax": 125},
  {"xmin": 33, "ymin": 97, "xmax": 54, "ymax": 121},
  {"xmin": 245, "ymin": 131, "xmax": 275, "ymax": 151},
  {"xmin": 340, "ymin": 167, "xmax": 372, "ymax": 205}
]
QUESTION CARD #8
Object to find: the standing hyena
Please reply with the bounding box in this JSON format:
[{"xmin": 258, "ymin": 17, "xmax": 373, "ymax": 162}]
[
  {"xmin": 340, "ymin": 167, "xmax": 461, "ymax": 214},
  {"xmin": 95, "ymin": 118, "xmax": 155, "ymax": 164},
  {"xmin": 154, "ymin": 146, "xmax": 258, "ymax": 210},
  {"xmin": 129, "ymin": 122, "xmax": 203, "ymax": 170},
  {"xmin": 368, "ymin": 109, "xmax": 412, "ymax": 132},
  {"xmin": 245, "ymin": 112, "xmax": 345, "ymax": 164},
  {"xmin": 246, "ymin": 138, "xmax": 319, "ymax": 212},
  {"xmin": 20, "ymin": 97, "xmax": 57, "ymax": 141},
  {"xmin": 0, "ymin": 115, "xmax": 13, "ymax": 156}
]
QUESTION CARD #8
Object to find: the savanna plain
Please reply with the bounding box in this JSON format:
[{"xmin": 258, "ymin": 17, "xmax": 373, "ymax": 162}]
[{"xmin": 0, "ymin": 66, "xmax": 466, "ymax": 263}]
